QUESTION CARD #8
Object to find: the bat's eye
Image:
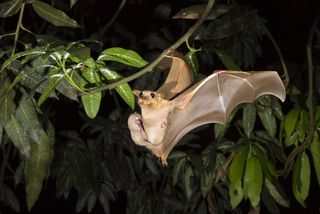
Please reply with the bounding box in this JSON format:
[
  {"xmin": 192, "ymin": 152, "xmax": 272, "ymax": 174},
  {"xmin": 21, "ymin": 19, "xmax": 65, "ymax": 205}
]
[
  {"xmin": 139, "ymin": 91, "xmax": 143, "ymax": 98},
  {"xmin": 150, "ymin": 93, "xmax": 155, "ymax": 98}
]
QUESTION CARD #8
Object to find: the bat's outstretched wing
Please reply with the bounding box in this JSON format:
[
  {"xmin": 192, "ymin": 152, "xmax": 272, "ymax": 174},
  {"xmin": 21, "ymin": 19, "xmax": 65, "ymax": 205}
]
[{"xmin": 157, "ymin": 70, "xmax": 286, "ymax": 162}]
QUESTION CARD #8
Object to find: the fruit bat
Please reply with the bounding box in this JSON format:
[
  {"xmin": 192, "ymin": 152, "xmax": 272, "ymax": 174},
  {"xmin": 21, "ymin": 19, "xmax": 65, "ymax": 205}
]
[{"xmin": 128, "ymin": 50, "xmax": 286, "ymax": 165}]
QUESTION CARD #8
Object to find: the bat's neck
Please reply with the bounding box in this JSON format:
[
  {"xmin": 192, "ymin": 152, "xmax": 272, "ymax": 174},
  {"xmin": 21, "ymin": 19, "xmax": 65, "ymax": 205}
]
[{"xmin": 140, "ymin": 102, "xmax": 173, "ymax": 120}]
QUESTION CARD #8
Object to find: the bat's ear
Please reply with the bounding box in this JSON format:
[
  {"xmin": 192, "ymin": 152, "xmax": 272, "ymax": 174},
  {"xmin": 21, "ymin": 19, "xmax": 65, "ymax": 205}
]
[{"xmin": 133, "ymin": 90, "xmax": 141, "ymax": 97}]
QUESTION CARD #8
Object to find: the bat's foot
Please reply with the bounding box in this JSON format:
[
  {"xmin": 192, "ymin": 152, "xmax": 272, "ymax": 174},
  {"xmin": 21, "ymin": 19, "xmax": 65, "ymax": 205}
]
[{"xmin": 160, "ymin": 157, "xmax": 168, "ymax": 166}]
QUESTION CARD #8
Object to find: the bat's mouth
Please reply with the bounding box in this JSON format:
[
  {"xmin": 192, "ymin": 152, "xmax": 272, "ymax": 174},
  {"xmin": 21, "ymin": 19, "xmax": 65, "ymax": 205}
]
[{"xmin": 138, "ymin": 98, "xmax": 154, "ymax": 107}]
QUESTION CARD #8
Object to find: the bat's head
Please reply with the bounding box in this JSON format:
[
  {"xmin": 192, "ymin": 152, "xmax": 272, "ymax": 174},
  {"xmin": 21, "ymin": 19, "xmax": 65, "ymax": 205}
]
[{"xmin": 133, "ymin": 90, "xmax": 166, "ymax": 108}]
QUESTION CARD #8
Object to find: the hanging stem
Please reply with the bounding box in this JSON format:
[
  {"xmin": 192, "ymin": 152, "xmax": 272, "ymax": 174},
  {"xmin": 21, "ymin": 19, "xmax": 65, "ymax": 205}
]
[
  {"xmin": 306, "ymin": 13, "xmax": 320, "ymax": 143},
  {"xmin": 256, "ymin": 15, "xmax": 290, "ymax": 87},
  {"xmin": 85, "ymin": 0, "xmax": 215, "ymax": 94},
  {"xmin": 12, "ymin": 2, "xmax": 25, "ymax": 56},
  {"xmin": 98, "ymin": 0, "xmax": 127, "ymax": 37}
]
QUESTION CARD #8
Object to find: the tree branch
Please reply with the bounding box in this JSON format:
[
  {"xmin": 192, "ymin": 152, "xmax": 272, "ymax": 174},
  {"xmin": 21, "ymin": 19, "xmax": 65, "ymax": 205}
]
[{"xmin": 85, "ymin": 0, "xmax": 215, "ymax": 94}]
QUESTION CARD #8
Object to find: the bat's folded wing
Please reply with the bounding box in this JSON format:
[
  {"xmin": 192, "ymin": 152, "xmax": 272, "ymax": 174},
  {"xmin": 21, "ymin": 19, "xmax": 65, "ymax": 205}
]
[{"xmin": 156, "ymin": 50, "xmax": 194, "ymax": 99}]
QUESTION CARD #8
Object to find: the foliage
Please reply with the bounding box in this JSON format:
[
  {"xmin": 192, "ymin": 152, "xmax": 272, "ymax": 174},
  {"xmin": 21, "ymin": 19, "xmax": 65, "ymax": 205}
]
[{"xmin": 0, "ymin": 0, "xmax": 320, "ymax": 213}]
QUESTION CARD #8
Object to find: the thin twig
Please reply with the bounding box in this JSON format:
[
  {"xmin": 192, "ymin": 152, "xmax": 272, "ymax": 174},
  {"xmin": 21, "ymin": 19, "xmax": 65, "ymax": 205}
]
[
  {"xmin": 0, "ymin": 32, "xmax": 15, "ymax": 40},
  {"xmin": 11, "ymin": 2, "xmax": 25, "ymax": 56},
  {"xmin": 97, "ymin": 0, "xmax": 127, "ymax": 38},
  {"xmin": 84, "ymin": 0, "xmax": 215, "ymax": 94},
  {"xmin": 306, "ymin": 13, "xmax": 320, "ymax": 144},
  {"xmin": 256, "ymin": 15, "xmax": 289, "ymax": 88},
  {"xmin": 214, "ymin": 152, "xmax": 234, "ymax": 183}
]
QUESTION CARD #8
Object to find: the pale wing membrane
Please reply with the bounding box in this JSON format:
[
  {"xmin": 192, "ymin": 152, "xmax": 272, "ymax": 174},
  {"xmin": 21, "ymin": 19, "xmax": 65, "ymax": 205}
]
[
  {"xmin": 156, "ymin": 50, "xmax": 194, "ymax": 99},
  {"xmin": 160, "ymin": 71, "xmax": 285, "ymax": 160}
]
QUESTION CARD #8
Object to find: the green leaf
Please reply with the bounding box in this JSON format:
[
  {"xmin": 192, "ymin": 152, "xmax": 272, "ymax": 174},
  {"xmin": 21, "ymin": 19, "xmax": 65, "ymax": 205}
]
[
  {"xmin": 310, "ymin": 132, "xmax": 320, "ymax": 187},
  {"xmin": 261, "ymin": 187, "xmax": 280, "ymax": 214},
  {"xmin": 173, "ymin": 4, "xmax": 232, "ymax": 20},
  {"xmin": 0, "ymin": 0, "xmax": 23, "ymax": 17},
  {"xmin": 45, "ymin": 121, "xmax": 55, "ymax": 169},
  {"xmin": 258, "ymin": 108, "xmax": 276, "ymax": 137},
  {"xmin": 296, "ymin": 110, "xmax": 308, "ymax": 142},
  {"xmin": 229, "ymin": 185, "xmax": 243, "ymax": 209},
  {"xmin": 55, "ymin": 78, "xmax": 78, "ymax": 101},
  {"xmin": 184, "ymin": 165, "xmax": 193, "ymax": 199},
  {"xmin": 217, "ymin": 140, "xmax": 235, "ymax": 152},
  {"xmin": 215, "ymin": 108, "xmax": 239, "ymax": 140},
  {"xmin": 243, "ymin": 156, "xmax": 262, "ymax": 207},
  {"xmin": 100, "ymin": 68, "xmax": 135, "ymax": 110},
  {"xmin": 195, "ymin": 6, "xmax": 258, "ymax": 40},
  {"xmin": 98, "ymin": 191, "xmax": 110, "ymax": 214},
  {"xmin": 68, "ymin": 46, "xmax": 91, "ymax": 61},
  {"xmin": 82, "ymin": 65, "xmax": 100, "ymax": 83},
  {"xmin": 4, "ymin": 115, "xmax": 31, "ymax": 158},
  {"xmin": 172, "ymin": 158, "xmax": 186, "ymax": 185},
  {"xmin": 81, "ymin": 67, "xmax": 101, "ymax": 119},
  {"xmin": 315, "ymin": 107, "xmax": 320, "ymax": 126},
  {"xmin": 98, "ymin": 47, "xmax": 148, "ymax": 68},
  {"xmin": 229, "ymin": 146, "xmax": 248, "ymax": 189},
  {"xmin": 69, "ymin": 0, "xmax": 78, "ymax": 8},
  {"xmin": 38, "ymin": 68, "xmax": 63, "ymax": 106},
  {"xmin": 284, "ymin": 108, "xmax": 300, "ymax": 137},
  {"xmin": 16, "ymin": 98, "xmax": 43, "ymax": 144},
  {"xmin": 81, "ymin": 93, "xmax": 101, "ymax": 119},
  {"xmin": 11, "ymin": 62, "xmax": 55, "ymax": 96},
  {"xmin": 214, "ymin": 124, "xmax": 226, "ymax": 140},
  {"xmin": 243, "ymin": 104, "xmax": 256, "ymax": 138},
  {"xmin": 213, "ymin": 48, "xmax": 241, "ymax": 70},
  {"xmin": 0, "ymin": 90, "xmax": 16, "ymax": 124},
  {"xmin": 24, "ymin": 130, "xmax": 53, "ymax": 211},
  {"xmin": 200, "ymin": 145, "xmax": 216, "ymax": 196},
  {"xmin": 200, "ymin": 170, "xmax": 213, "ymax": 197},
  {"xmin": 14, "ymin": 161, "xmax": 24, "ymax": 186},
  {"xmin": 32, "ymin": 1, "xmax": 80, "ymax": 28},
  {"xmin": 292, "ymin": 152, "xmax": 310, "ymax": 207},
  {"xmin": 87, "ymin": 193, "xmax": 97, "ymax": 212},
  {"xmin": 252, "ymin": 145, "xmax": 275, "ymax": 178},
  {"xmin": 229, "ymin": 145, "xmax": 249, "ymax": 208},
  {"xmin": 285, "ymin": 132, "xmax": 299, "ymax": 147},
  {"xmin": 169, "ymin": 151, "xmax": 187, "ymax": 160},
  {"xmin": 185, "ymin": 51, "xmax": 199, "ymax": 81},
  {"xmin": 76, "ymin": 189, "xmax": 94, "ymax": 212},
  {"xmin": 265, "ymin": 177, "xmax": 290, "ymax": 207},
  {"xmin": 0, "ymin": 184, "xmax": 20, "ymax": 212},
  {"xmin": 49, "ymin": 50, "xmax": 71, "ymax": 63},
  {"xmin": 273, "ymin": 99, "xmax": 284, "ymax": 120},
  {"xmin": 1, "ymin": 49, "xmax": 46, "ymax": 73}
]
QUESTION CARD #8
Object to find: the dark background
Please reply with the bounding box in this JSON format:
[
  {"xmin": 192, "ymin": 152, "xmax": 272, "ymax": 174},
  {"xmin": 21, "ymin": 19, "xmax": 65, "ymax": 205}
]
[{"xmin": 2, "ymin": 0, "xmax": 320, "ymax": 213}]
